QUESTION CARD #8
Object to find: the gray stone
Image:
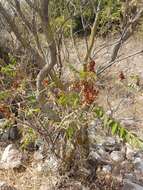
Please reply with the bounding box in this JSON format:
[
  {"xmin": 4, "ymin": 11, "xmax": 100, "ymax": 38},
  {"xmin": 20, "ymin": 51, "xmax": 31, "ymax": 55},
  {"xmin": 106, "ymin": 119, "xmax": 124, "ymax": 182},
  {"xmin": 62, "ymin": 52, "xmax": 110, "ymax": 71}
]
[
  {"xmin": 103, "ymin": 137, "xmax": 120, "ymax": 152},
  {"xmin": 134, "ymin": 151, "xmax": 143, "ymax": 159},
  {"xmin": 0, "ymin": 119, "xmax": 8, "ymax": 128},
  {"xmin": 123, "ymin": 179, "xmax": 143, "ymax": 190},
  {"xmin": 1, "ymin": 126, "xmax": 20, "ymax": 141},
  {"xmin": 88, "ymin": 121, "xmax": 97, "ymax": 144},
  {"xmin": 33, "ymin": 151, "xmax": 44, "ymax": 161},
  {"xmin": 0, "ymin": 181, "xmax": 6, "ymax": 186},
  {"xmin": 35, "ymin": 138, "xmax": 45, "ymax": 151},
  {"xmin": 110, "ymin": 151, "xmax": 124, "ymax": 162},
  {"xmin": 133, "ymin": 157, "xmax": 143, "ymax": 173},
  {"xmin": 44, "ymin": 155, "xmax": 58, "ymax": 172},
  {"xmin": 0, "ymin": 144, "xmax": 22, "ymax": 169},
  {"xmin": 124, "ymin": 173, "xmax": 135, "ymax": 181},
  {"xmin": 95, "ymin": 145, "xmax": 110, "ymax": 158},
  {"xmin": 89, "ymin": 119, "xmax": 101, "ymax": 129},
  {"xmin": 102, "ymin": 165, "xmax": 112, "ymax": 173},
  {"xmin": 88, "ymin": 151, "xmax": 102, "ymax": 161},
  {"xmin": 0, "ymin": 181, "xmax": 17, "ymax": 190},
  {"xmin": 106, "ymin": 137, "xmax": 116, "ymax": 145},
  {"xmin": 1, "ymin": 132, "xmax": 9, "ymax": 141},
  {"xmin": 0, "ymin": 112, "xmax": 4, "ymax": 119},
  {"xmin": 88, "ymin": 150, "xmax": 111, "ymax": 166},
  {"xmin": 126, "ymin": 144, "xmax": 136, "ymax": 160},
  {"xmin": 8, "ymin": 126, "xmax": 20, "ymax": 140},
  {"xmin": 35, "ymin": 154, "xmax": 58, "ymax": 176},
  {"xmin": 121, "ymin": 119, "xmax": 136, "ymax": 127},
  {"xmin": 134, "ymin": 169, "xmax": 143, "ymax": 182}
]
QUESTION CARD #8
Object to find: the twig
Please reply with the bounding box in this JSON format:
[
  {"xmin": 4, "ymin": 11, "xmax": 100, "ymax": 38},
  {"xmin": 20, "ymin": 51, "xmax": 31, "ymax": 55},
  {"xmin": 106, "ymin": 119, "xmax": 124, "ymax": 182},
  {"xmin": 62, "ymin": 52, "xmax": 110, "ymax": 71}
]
[
  {"xmin": 97, "ymin": 7, "xmax": 143, "ymax": 75},
  {"xmin": 97, "ymin": 49, "xmax": 143, "ymax": 75},
  {"xmin": 84, "ymin": 0, "xmax": 101, "ymax": 62}
]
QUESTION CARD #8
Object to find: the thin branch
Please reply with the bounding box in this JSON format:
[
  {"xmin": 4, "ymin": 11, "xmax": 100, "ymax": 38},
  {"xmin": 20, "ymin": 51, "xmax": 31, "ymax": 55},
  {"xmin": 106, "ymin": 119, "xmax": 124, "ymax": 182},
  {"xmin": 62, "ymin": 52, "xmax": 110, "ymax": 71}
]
[
  {"xmin": 13, "ymin": 0, "xmax": 45, "ymax": 58},
  {"xmin": 84, "ymin": 0, "xmax": 101, "ymax": 63},
  {"xmin": 0, "ymin": 1, "xmax": 45, "ymax": 68},
  {"xmin": 25, "ymin": 0, "xmax": 40, "ymax": 16},
  {"xmin": 97, "ymin": 49, "xmax": 143, "ymax": 75},
  {"xmin": 36, "ymin": 0, "xmax": 58, "ymax": 106},
  {"xmin": 97, "ymin": 8, "xmax": 143, "ymax": 75},
  {"xmin": 14, "ymin": 0, "xmax": 32, "ymax": 31},
  {"xmin": 0, "ymin": 2, "xmax": 28, "ymax": 48}
]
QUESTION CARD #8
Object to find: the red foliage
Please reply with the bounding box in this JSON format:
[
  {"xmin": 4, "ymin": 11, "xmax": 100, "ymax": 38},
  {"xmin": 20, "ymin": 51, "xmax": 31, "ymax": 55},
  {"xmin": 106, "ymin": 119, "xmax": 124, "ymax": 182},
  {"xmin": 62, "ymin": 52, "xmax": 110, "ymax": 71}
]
[
  {"xmin": 84, "ymin": 60, "xmax": 96, "ymax": 73},
  {"xmin": 82, "ymin": 81, "xmax": 99, "ymax": 104},
  {"xmin": 62, "ymin": 59, "xmax": 98, "ymax": 105},
  {"xmin": 87, "ymin": 60, "xmax": 96, "ymax": 72},
  {"xmin": 72, "ymin": 80, "xmax": 82, "ymax": 92},
  {"xmin": 119, "ymin": 71, "xmax": 125, "ymax": 80},
  {"xmin": 0, "ymin": 104, "xmax": 11, "ymax": 118},
  {"xmin": 136, "ymin": 78, "xmax": 140, "ymax": 86},
  {"xmin": 12, "ymin": 80, "xmax": 20, "ymax": 89},
  {"xmin": 43, "ymin": 79, "xmax": 49, "ymax": 87},
  {"xmin": 81, "ymin": 60, "xmax": 98, "ymax": 104}
]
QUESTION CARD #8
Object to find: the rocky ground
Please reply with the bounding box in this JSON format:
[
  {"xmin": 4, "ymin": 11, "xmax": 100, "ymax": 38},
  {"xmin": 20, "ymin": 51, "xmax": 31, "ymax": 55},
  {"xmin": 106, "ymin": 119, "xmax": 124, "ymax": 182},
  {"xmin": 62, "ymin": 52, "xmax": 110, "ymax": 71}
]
[{"xmin": 0, "ymin": 124, "xmax": 143, "ymax": 190}]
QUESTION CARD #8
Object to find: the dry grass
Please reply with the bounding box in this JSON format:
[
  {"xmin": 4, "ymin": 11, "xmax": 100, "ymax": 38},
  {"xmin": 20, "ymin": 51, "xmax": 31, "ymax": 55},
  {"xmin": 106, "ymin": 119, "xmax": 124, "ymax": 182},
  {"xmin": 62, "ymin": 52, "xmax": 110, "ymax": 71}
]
[{"xmin": 0, "ymin": 163, "xmax": 59, "ymax": 190}]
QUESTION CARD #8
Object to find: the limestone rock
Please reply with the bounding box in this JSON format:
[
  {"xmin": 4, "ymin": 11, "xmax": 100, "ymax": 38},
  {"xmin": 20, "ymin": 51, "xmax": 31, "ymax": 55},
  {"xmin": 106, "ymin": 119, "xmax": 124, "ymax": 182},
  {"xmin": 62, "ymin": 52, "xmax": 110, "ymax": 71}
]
[
  {"xmin": 0, "ymin": 181, "xmax": 17, "ymax": 190},
  {"xmin": 0, "ymin": 144, "xmax": 22, "ymax": 169},
  {"xmin": 103, "ymin": 137, "xmax": 121, "ymax": 152},
  {"xmin": 33, "ymin": 151, "xmax": 44, "ymax": 161},
  {"xmin": 133, "ymin": 157, "xmax": 143, "ymax": 173},
  {"xmin": 1, "ymin": 126, "xmax": 20, "ymax": 141},
  {"xmin": 35, "ymin": 154, "xmax": 58, "ymax": 176},
  {"xmin": 102, "ymin": 165, "xmax": 112, "ymax": 173},
  {"xmin": 123, "ymin": 179, "xmax": 143, "ymax": 190},
  {"xmin": 126, "ymin": 144, "xmax": 136, "ymax": 160},
  {"xmin": 110, "ymin": 151, "xmax": 124, "ymax": 162}
]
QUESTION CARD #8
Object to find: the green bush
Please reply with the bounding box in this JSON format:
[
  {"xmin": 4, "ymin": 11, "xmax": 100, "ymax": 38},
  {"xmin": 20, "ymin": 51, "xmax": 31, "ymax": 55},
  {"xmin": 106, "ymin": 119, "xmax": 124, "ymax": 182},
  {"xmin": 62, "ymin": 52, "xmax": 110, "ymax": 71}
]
[
  {"xmin": 98, "ymin": 0, "xmax": 122, "ymax": 36},
  {"xmin": 52, "ymin": 0, "xmax": 122, "ymax": 37}
]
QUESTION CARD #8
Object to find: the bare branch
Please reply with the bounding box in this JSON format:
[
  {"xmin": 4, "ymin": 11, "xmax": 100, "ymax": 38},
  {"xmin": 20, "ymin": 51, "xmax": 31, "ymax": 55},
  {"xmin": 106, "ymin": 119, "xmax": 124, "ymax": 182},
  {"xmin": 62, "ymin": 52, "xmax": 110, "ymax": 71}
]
[
  {"xmin": 36, "ymin": 42, "xmax": 58, "ymax": 106},
  {"xmin": 14, "ymin": 0, "xmax": 44, "ymax": 58},
  {"xmin": 84, "ymin": 0, "xmax": 101, "ymax": 63},
  {"xmin": 14, "ymin": 0, "xmax": 32, "ymax": 32},
  {"xmin": 97, "ymin": 8, "xmax": 143, "ymax": 75},
  {"xmin": 36, "ymin": 0, "xmax": 58, "ymax": 106},
  {"xmin": 25, "ymin": 0, "xmax": 40, "ymax": 15},
  {"xmin": 0, "ymin": 1, "xmax": 45, "ymax": 68},
  {"xmin": 0, "ymin": 2, "xmax": 28, "ymax": 48},
  {"xmin": 97, "ymin": 49, "xmax": 143, "ymax": 75},
  {"xmin": 40, "ymin": 0, "xmax": 49, "ymax": 24}
]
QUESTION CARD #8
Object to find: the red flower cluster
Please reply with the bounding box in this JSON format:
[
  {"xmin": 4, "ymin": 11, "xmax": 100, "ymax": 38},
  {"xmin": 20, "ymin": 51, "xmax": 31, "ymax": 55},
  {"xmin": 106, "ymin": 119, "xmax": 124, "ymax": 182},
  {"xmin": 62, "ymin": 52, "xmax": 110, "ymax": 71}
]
[
  {"xmin": 119, "ymin": 71, "xmax": 125, "ymax": 80},
  {"xmin": 82, "ymin": 81, "xmax": 99, "ymax": 104}
]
